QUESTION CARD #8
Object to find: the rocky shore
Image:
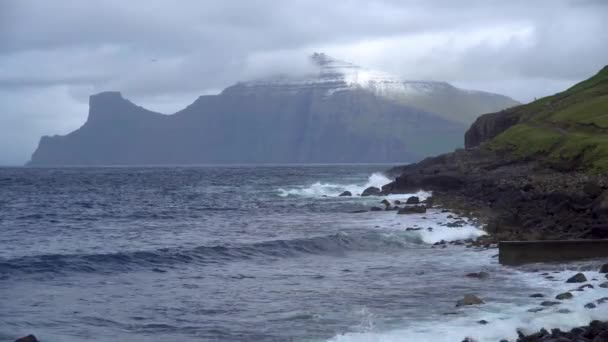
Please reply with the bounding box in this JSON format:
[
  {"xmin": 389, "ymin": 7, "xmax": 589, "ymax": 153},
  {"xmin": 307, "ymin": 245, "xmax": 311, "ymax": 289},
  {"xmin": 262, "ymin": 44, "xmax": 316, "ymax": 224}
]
[{"xmin": 381, "ymin": 143, "xmax": 608, "ymax": 242}]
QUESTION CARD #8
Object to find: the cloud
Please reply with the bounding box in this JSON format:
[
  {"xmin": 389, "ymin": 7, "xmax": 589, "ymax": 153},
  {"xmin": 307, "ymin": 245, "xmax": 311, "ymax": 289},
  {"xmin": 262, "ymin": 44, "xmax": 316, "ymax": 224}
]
[{"xmin": 0, "ymin": 0, "xmax": 607, "ymax": 164}]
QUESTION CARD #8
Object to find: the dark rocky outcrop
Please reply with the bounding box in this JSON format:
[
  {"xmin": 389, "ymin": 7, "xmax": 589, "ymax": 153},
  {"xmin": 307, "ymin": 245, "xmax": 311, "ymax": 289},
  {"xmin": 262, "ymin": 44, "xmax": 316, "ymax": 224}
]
[
  {"xmin": 516, "ymin": 320, "xmax": 608, "ymax": 341},
  {"xmin": 456, "ymin": 294, "xmax": 484, "ymax": 307},
  {"xmin": 397, "ymin": 205, "xmax": 427, "ymax": 214},
  {"xmin": 405, "ymin": 196, "xmax": 420, "ymax": 204},
  {"xmin": 14, "ymin": 335, "xmax": 38, "ymax": 342},
  {"xmin": 555, "ymin": 292, "xmax": 573, "ymax": 300},
  {"xmin": 361, "ymin": 187, "xmax": 381, "ymax": 197},
  {"xmin": 383, "ymin": 66, "xmax": 608, "ymax": 242},
  {"xmin": 339, "ymin": 191, "xmax": 352, "ymax": 197},
  {"xmin": 566, "ymin": 273, "xmax": 587, "ymax": 283}
]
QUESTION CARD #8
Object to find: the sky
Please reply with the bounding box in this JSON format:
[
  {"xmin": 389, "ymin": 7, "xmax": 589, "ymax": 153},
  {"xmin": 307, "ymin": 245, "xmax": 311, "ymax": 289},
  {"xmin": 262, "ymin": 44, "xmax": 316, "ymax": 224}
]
[{"xmin": 1, "ymin": 0, "xmax": 607, "ymax": 165}]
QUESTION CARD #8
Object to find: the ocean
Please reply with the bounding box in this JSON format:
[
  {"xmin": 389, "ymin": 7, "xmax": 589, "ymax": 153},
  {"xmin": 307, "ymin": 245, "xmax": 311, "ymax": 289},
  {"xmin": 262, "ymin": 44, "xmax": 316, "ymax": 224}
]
[{"xmin": 1, "ymin": 165, "xmax": 607, "ymax": 342}]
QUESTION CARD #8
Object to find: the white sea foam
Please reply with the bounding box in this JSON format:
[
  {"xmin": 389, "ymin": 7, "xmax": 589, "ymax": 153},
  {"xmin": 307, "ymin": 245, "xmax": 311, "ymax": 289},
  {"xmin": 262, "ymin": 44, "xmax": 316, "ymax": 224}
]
[
  {"xmin": 278, "ymin": 172, "xmax": 394, "ymax": 198},
  {"xmin": 327, "ymin": 263, "xmax": 608, "ymax": 342},
  {"xmin": 277, "ymin": 172, "xmax": 432, "ymax": 201}
]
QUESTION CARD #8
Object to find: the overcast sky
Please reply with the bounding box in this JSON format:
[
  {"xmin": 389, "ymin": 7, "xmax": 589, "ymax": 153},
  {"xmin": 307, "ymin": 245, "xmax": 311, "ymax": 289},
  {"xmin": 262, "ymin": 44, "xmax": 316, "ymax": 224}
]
[{"xmin": 1, "ymin": 0, "xmax": 607, "ymax": 165}]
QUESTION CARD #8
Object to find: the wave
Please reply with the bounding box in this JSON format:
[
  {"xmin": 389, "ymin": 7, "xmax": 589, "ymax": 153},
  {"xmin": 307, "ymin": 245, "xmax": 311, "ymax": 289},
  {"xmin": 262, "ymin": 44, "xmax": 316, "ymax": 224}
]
[
  {"xmin": 278, "ymin": 172, "xmax": 394, "ymax": 198},
  {"xmin": 328, "ymin": 269, "xmax": 608, "ymax": 342},
  {"xmin": 0, "ymin": 230, "xmax": 425, "ymax": 278}
]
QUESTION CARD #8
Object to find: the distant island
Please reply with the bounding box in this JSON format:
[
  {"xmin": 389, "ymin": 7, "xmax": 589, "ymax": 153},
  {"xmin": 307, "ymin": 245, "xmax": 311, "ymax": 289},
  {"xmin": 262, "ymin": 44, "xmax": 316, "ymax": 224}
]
[{"xmin": 27, "ymin": 53, "xmax": 518, "ymax": 166}]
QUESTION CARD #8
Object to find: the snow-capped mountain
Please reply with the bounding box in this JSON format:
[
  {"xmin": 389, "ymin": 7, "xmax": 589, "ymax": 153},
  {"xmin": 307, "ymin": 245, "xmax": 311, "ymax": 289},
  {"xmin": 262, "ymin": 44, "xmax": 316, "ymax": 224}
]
[
  {"xmin": 28, "ymin": 53, "xmax": 519, "ymax": 166},
  {"xmin": 236, "ymin": 53, "xmax": 519, "ymax": 124}
]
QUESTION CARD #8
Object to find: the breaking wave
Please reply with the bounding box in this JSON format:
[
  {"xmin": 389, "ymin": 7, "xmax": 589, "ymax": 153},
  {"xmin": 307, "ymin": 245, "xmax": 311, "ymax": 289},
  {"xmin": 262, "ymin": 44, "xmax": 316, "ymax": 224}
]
[{"xmin": 278, "ymin": 172, "xmax": 393, "ymax": 197}]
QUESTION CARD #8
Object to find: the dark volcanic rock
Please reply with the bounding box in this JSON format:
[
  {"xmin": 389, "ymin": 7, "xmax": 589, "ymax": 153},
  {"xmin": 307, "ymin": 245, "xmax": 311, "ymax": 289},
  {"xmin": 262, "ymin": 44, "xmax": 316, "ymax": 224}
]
[
  {"xmin": 555, "ymin": 292, "xmax": 573, "ymax": 300},
  {"xmin": 339, "ymin": 191, "xmax": 352, "ymax": 197},
  {"xmin": 466, "ymin": 271, "xmax": 489, "ymax": 279},
  {"xmin": 397, "ymin": 205, "xmax": 427, "ymax": 215},
  {"xmin": 14, "ymin": 335, "xmax": 38, "ymax": 342},
  {"xmin": 456, "ymin": 294, "xmax": 484, "ymax": 307},
  {"xmin": 406, "ymin": 196, "xmax": 420, "ymax": 204},
  {"xmin": 361, "ymin": 187, "xmax": 381, "ymax": 197},
  {"xmin": 599, "ymin": 263, "xmax": 608, "ymax": 273},
  {"xmin": 566, "ymin": 273, "xmax": 587, "ymax": 283},
  {"xmin": 381, "ymin": 199, "xmax": 391, "ymax": 207}
]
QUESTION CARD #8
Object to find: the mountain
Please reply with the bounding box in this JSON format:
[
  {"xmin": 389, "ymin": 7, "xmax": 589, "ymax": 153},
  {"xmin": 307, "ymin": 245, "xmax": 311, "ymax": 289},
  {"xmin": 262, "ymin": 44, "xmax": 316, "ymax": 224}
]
[{"xmin": 27, "ymin": 53, "xmax": 518, "ymax": 166}]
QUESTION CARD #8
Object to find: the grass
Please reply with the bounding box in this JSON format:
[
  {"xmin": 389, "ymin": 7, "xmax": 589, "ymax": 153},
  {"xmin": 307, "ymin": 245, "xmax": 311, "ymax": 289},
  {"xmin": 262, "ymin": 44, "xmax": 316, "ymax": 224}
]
[
  {"xmin": 482, "ymin": 65, "xmax": 608, "ymax": 172},
  {"xmin": 488, "ymin": 124, "xmax": 562, "ymax": 159}
]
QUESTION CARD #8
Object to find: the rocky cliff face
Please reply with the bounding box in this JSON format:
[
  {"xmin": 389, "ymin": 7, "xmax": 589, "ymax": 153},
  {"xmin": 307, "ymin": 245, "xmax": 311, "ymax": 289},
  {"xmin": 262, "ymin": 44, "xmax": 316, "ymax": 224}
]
[
  {"xmin": 464, "ymin": 110, "xmax": 522, "ymax": 148},
  {"xmin": 383, "ymin": 65, "xmax": 608, "ymax": 241},
  {"xmin": 28, "ymin": 54, "xmax": 518, "ymax": 166}
]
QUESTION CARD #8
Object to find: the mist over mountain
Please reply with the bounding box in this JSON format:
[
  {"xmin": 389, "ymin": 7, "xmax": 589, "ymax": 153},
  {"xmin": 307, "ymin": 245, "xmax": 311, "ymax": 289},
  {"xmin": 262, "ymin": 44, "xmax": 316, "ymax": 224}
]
[{"xmin": 28, "ymin": 54, "xmax": 518, "ymax": 166}]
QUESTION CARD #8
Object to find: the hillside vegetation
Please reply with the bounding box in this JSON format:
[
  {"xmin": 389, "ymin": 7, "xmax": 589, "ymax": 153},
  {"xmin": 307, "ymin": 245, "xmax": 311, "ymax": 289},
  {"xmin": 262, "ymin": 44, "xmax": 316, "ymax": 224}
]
[{"xmin": 483, "ymin": 66, "xmax": 608, "ymax": 172}]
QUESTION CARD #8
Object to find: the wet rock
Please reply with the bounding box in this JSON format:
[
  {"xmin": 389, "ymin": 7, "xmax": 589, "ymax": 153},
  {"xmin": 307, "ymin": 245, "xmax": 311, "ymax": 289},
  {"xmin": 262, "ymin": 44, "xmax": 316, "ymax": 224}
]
[
  {"xmin": 600, "ymin": 263, "xmax": 608, "ymax": 273},
  {"xmin": 339, "ymin": 191, "xmax": 352, "ymax": 197},
  {"xmin": 540, "ymin": 301, "xmax": 561, "ymax": 306},
  {"xmin": 599, "ymin": 282, "xmax": 608, "ymax": 288},
  {"xmin": 380, "ymin": 199, "xmax": 391, "ymax": 207},
  {"xmin": 394, "ymin": 200, "xmax": 402, "ymax": 205},
  {"xmin": 527, "ymin": 307, "xmax": 544, "ymax": 313},
  {"xmin": 466, "ymin": 272, "xmax": 489, "ymax": 279},
  {"xmin": 370, "ymin": 206, "xmax": 383, "ymax": 212},
  {"xmin": 397, "ymin": 205, "xmax": 427, "ymax": 214},
  {"xmin": 477, "ymin": 320, "xmax": 489, "ymax": 325},
  {"xmin": 14, "ymin": 336, "xmax": 38, "ymax": 342},
  {"xmin": 349, "ymin": 210, "xmax": 367, "ymax": 213},
  {"xmin": 529, "ymin": 293, "xmax": 544, "ymax": 298},
  {"xmin": 556, "ymin": 292, "xmax": 573, "ymax": 300},
  {"xmin": 585, "ymin": 302, "xmax": 597, "ymax": 309},
  {"xmin": 447, "ymin": 220, "xmax": 467, "ymax": 227},
  {"xmin": 456, "ymin": 294, "xmax": 484, "ymax": 307},
  {"xmin": 566, "ymin": 272, "xmax": 587, "ymax": 283},
  {"xmin": 596, "ymin": 297, "xmax": 608, "ymax": 304},
  {"xmin": 361, "ymin": 186, "xmax": 381, "ymax": 196},
  {"xmin": 557, "ymin": 308, "xmax": 571, "ymax": 314},
  {"xmin": 405, "ymin": 196, "xmax": 420, "ymax": 204},
  {"xmin": 583, "ymin": 181, "xmax": 603, "ymax": 198},
  {"xmin": 578, "ymin": 284, "xmax": 594, "ymax": 291}
]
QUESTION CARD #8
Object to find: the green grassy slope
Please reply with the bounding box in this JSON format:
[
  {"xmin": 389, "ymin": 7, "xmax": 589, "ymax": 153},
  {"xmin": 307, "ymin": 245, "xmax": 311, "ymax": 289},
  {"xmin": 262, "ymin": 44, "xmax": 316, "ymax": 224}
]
[{"xmin": 486, "ymin": 65, "xmax": 608, "ymax": 172}]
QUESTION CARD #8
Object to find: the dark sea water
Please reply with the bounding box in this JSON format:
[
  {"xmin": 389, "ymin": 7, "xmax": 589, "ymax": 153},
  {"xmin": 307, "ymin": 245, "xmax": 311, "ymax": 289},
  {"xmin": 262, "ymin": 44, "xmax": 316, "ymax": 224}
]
[{"xmin": 2, "ymin": 165, "xmax": 608, "ymax": 342}]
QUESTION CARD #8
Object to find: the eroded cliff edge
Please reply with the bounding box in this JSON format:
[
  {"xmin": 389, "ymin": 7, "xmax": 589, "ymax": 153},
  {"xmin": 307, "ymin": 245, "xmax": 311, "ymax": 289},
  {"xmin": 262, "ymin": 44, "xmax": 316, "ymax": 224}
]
[{"xmin": 383, "ymin": 65, "xmax": 608, "ymax": 241}]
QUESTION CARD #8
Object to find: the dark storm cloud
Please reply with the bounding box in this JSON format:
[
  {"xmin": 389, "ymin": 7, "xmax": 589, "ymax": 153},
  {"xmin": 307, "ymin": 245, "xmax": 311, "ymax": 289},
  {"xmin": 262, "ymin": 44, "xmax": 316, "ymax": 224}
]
[{"xmin": 0, "ymin": 0, "xmax": 607, "ymax": 164}]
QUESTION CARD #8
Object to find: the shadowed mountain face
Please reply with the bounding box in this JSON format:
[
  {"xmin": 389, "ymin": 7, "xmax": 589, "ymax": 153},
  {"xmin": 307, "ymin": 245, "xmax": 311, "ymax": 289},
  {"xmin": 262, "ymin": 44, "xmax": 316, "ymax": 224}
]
[{"xmin": 28, "ymin": 54, "xmax": 518, "ymax": 166}]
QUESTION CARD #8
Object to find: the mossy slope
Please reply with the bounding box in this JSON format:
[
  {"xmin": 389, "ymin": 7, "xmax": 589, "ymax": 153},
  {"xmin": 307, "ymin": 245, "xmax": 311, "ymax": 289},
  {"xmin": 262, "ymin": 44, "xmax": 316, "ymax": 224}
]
[{"xmin": 485, "ymin": 65, "xmax": 608, "ymax": 172}]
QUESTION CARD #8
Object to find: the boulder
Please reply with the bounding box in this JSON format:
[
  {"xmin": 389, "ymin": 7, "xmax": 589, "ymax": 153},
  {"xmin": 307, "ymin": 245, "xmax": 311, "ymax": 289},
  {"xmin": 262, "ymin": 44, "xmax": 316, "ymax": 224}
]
[
  {"xmin": 540, "ymin": 301, "xmax": 561, "ymax": 306},
  {"xmin": 394, "ymin": 200, "xmax": 402, "ymax": 205},
  {"xmin": 556, "ymin": 292, "xmax": 573, "ymax": 300},
  {"xmin": 397, "ymin": 206, "xmax": 427, "ymax": 215},
  {"xmin": 380, "ymin": 199, "xmax": 391, "ymax": 207},
  {"xmin": 370, "ymin": 206, "xmax": 383, "ymax": 212},
  {"xmin": 583, "ymin": 181, "xmax": 603, "ymax": 198},
  {"xmin": 339, "ymin": 191, "xmax": 352, "ymax": 197},
  {"xmin": 465, "ymin": 272, "xmax": 489, "ymax": 279},
  {"xmin": 585, "ymin": 302, "xmax": 597, "ymax": 309},
  {"xmin": 14, "ymin": 336, "xmax": 38, "ymax": 342},
  {"xmin": 566, "ymin": 272, "xmax": 587, "ymax": 283},
  {"xmin": 599, "ymin": 282, "xmax": 608, "ymax": 288},
  {"xmin": 406, "ymin": 196, "xmax": 420, "ymax": 204},
  {"xmin": 361, "ymin": 186, "xmax": 381, "ymax": 196},
  {"xmin": 529, "ymin": 293, "xmax": 544, "ymax": 298},
  {"xmin": 600, "ymin": 263, "xmax": 608, "ymax": 273},
  {"xmin": 456, "ymin": 294, "xmax": 484, "ymax": 307}
]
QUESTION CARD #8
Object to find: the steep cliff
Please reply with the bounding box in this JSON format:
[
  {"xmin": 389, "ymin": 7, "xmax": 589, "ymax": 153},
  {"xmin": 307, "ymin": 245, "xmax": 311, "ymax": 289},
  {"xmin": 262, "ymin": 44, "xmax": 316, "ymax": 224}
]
[{"xmin": 28, "ymin": 54, "xmax": 518, "ymax": 166}]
